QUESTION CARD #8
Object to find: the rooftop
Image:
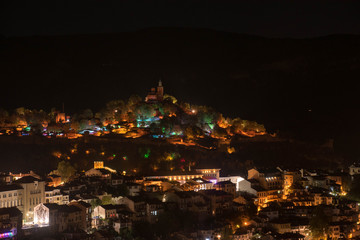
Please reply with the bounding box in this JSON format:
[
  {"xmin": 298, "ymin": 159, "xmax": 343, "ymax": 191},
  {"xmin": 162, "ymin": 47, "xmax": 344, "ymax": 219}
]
[
  {"xmin": 14, "ymin": 176, "xmax": 43, "ymax": 184},
  {"xmin": 0, "ymin": 207, "xmax": 22, "ymax": 217},
  {"xmin": 0, "ymin": 184, "xmax": 23, "ymax": 192}
]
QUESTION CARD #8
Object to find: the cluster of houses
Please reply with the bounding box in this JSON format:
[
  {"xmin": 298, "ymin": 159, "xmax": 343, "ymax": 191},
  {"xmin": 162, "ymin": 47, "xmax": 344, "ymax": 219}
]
[{"xmin": 0, "ymin": 161, "xmax": 360, "ymax": 239}]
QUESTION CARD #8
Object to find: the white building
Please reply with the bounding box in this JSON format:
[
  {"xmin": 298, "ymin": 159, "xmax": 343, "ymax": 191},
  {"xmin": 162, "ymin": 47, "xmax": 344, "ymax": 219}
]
[
  {"xmin": 14, "ymin": 176, "xmax": 45, "ymax": 223},
  {"xmin": 219, "ymin": 176, "xmax": 256, "ymax": 195},
  {"xmin": 0, "ymin": 185, "xmax": 23, "ymax": 208},
  {"xmin": 45, "ymin": 186, "xmax": 69, "ymax": 205}
]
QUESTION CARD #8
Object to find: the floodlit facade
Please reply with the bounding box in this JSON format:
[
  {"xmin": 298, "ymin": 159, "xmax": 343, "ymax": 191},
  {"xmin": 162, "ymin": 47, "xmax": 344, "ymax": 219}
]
[
  {"xmin": 0, "ymin": 185, "xmax": 23, "ymax": 209},
  {"xmin": 34, "ymin": 203, "xmax": 49, "ymax": 225},
  {"xmin": 45, "ymin": 187, "xmax": 69, "ymax": 205},
  {"xmin": 196, "ymin": 169, "xmax": 220, "ymax": 182},
  {"xmin": 14, "ymin": 176, "xmax": 45, "ymax": 223},
  {"xmin": 145, "ymin": 173, "xmax": 204, "ymax": 185},
  {"xmin": 145, "ymin": 80, "xmax": 164, "ymax": 102}
]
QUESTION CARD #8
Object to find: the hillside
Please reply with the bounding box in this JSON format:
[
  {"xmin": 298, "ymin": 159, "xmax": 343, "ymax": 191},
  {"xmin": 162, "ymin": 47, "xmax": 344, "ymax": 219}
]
[
  {"xmin": 0, "ymin": 134, "xmax": 343, "ymax": 176},
  {"xmin": 1, "ymin": 28, "xmax": 360, "ymax": 160}
]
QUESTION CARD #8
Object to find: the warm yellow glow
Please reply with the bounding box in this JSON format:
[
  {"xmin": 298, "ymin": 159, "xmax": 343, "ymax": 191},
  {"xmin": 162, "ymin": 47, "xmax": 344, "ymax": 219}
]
[{"xmin": 104, "ymin": 166, "xmax": 117, "ymax": 173}]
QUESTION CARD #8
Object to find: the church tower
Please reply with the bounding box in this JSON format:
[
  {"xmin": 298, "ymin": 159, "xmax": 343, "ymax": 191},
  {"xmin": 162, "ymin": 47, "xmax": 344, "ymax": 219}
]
[{"xmin": 157, "ymin": 79, "xmax": 164, "ymax": 101}]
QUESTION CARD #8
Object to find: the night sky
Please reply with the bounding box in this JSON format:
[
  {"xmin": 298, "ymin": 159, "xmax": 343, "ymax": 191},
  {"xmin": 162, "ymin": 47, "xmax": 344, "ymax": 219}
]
[
  {"xmin": 1, "ymin": 1, "xmax": 360, "ymax": 159},
  {"xmin": 2, "ymin": 1, "xmax": 360, "ymax": 38}
]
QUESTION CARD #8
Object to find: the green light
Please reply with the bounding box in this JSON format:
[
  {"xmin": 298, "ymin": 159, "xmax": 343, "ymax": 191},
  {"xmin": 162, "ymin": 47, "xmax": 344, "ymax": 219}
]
[
  {"xmin": 143, "ymin": 149, "xmax": 151, "ymax": 159},
  {"xmin": 113, "ymin": 154, "xmax": 116, "ymax": 157}
]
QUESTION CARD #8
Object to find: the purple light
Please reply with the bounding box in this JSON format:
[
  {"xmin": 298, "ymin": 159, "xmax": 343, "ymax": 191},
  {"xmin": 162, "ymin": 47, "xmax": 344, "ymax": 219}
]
[{"xmin": 0, "ymin": 231, "xmax": 14, "ymax": 239}]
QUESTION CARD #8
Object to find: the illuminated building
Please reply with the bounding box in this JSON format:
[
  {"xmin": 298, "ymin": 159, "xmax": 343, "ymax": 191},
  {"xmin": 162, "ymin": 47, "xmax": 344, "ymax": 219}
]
[
  {"xmin": 121, "ymin": 196, "xmax": 147, "ymax": 221},
  {"xmin": 10, "ymin": 171, "xmax": 41, "ymax": 181},
  {"xmin": 85, "ymin": 161, "xmax": 116, "ymax": 178},
  {"xmin": 85, "ymin": 168, "xmax": 112, "ymax": 178},
  {"xmin": 219, "ymin": 176, "xmax": 255, "ymax": 194},
  {"xmin": 46, "ymin": 174, "xmax": 62, "ymax": 187},
  {"xmin": 14, "ymin": 176, "xmax": 45, "ymax": 223},
  {"xmin": 328, "ymin": 224, "xmax": 341, "ymax": 239},
  {"xmin": 111, "ymin": 175, "xmax": 124, "ymax": 186},
  {"xmin": 34, "ymin": 203, "xmax": 83, "ymax": 232},
  {"xmin": 45, "ymin": 186, "xmax": 69, "ymax": 205},
  {"xmin": 69, "ymin": 201, "xmax": 92, "ymax": 231},
  {"xmin": 282, "ymin": 170, "xmax": 301, "ymax": 196},
  {"xmin": 55, "ymin": 112, "xmax": 66, "ymax": 123},
  {"xmin": 94, "ymin": 161, "xmax": 104, "ymax": 169},
  {"xmin": 247, "ymin": 168, "xmax": 283, "ymax": 190},
  {"xmin": 269, "ymin": 219, "xmax": 291, "ymax": 234},
  {"xmin": 349, "ymin": 162, "xmax": 360, "ymax": 176},
  {"xmin": 0, "ymin": 174, "xmax": 13, "ymax": 184},
  {"xmin": 183, "ymin": 178, "xmax": 213, "ymax": 191},
  {"xmin": 195, "ymin": 169, "xmax": 220, "ymax": 183},
  {"xmin": 126, "ymin": 183, "xmax": 141, "ymax": 196},
  {"xmin": 251, "ymin": 185, "xmax": 268, "ymax": 207},
  {"xmin": 163, "ymin": 192, "xmax": 207, "ymax": 212},
  {"xmin": 199, "ymin": 190, "xmax": 233, "ymax": 215},
  {"xmin": 232, "ymin": 228, "xmax": 253, "ymax": 240},
  {"xmin": 145, "ymin": 172, "xmax": 204, "ymax": 185},
  {"xmin": 313, "ymin": 192, "xmax": 333, "ymax": 205},
  {"xmin": 214, "ymin": 181, "xmax": 236, "ymax": 197},
  {"xmin": 0, "ymin": 185, "xmax": 23, "ymax": 208},
  {"xmin": 145, "ymin": 80, "xmax": 164, "ymax": 102}
]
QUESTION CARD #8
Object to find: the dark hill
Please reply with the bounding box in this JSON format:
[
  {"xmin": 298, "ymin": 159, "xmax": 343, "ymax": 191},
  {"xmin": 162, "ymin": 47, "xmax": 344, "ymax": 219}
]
[{"xmin": 1, "ymin": 28, "xmax": 360, "ymax": 160}]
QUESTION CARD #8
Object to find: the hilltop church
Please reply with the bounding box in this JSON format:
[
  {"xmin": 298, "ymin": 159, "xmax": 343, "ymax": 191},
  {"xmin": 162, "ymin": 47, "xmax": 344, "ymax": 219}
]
[{"xmin": 145, "ymin": 80, "xmax": 164, "ymax": 102}]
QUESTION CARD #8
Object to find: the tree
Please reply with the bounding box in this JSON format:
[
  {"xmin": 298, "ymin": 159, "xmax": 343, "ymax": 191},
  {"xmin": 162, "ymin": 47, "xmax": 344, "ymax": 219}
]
[
  {"xmin": 309, "ymin": 206, "xmax": 329, "ymax": 239},
  {"xmin": 90, "ymin": 198, "xmax": 102, "ymax": 209},
  {"xmin": 119, "ymin": 227, "xmax": 133, "ymax": 240},
  {"xmin": 163, "ymin": 94, "xmax": 177, "ymax": 104},
  {"xmin": 56, "ymin": 160, "xmax": 76, "ymax": 182},
  {"xmin": 213, "ymin": 125, "xmax": 228, "ymax": 139},
  {"xmin": 184, "ymin": 126, "xmax": 203, "ymax": 140},
  {"xmin": 101, "ymin": 195, "xmax": 113, "ymax": 205},
  {"xmin": 135, "ymin": 103, "xmax": 156, "ymax": 119},
  {"xmin": 127, "ymin": 94, "xmax": 142, "ymax": 107},
  {"xmin": 70, "ymin": 121, "xmax": 80, "ymax": 132},
  {"xmin": 347, "ymin": 175, "xmax": 360, "ymax": 201},
  {"xmin": 79, "ymin": 109, "xmax": 93, "ymax": 119}
]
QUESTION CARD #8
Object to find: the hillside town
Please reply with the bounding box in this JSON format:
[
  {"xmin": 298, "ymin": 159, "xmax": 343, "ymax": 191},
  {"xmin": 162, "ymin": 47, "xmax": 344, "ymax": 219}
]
[
  {"xmin": 1, "ymin": 160, "xmax": 360, "ymax": 239},
  {"xmin": 0, "ymin": 81, "xmax": 266, "ymax": 142}
]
